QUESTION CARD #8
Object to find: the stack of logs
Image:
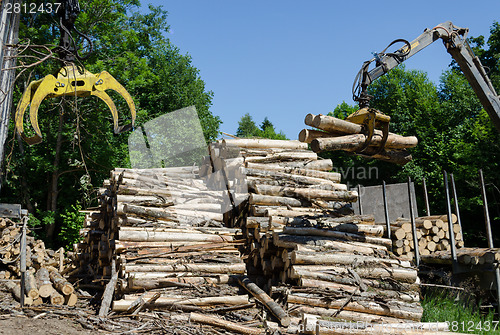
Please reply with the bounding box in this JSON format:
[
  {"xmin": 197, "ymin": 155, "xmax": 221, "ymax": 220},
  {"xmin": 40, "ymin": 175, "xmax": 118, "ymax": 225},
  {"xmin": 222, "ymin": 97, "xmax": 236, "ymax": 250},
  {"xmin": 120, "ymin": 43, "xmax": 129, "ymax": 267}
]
[
  {"xmin": 391, "ymin": 214, "xmax": 464, "ymax": 259},
  {"xmin": 77, "ymin": 165, "xmax": 251, "ymax": 312},
  {"xmin": 221, "ymin": 138, "xmax": 423, "ymax": 323},
  {"xmin": 76, "ymin": 165, "xmax": 234, "ymax": 281},
  {"xmin": 299, "ymin": 113, "xmax": 418, "ymax": 165},
  {"xmin": 0, "ymin": 217, "xmax": 77, "ymax": 306}
]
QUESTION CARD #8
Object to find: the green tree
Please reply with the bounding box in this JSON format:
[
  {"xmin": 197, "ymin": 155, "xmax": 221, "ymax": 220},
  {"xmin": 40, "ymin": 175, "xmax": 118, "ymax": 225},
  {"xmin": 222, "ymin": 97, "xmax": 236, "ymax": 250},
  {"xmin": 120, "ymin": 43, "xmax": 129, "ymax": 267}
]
[
  {"xmin": 236, "ymin": 113, "xmax": 259, "ymax": 138},
  {"xmin": 236, "ymin": 114, "xmax": 287, "ymax": 140},
  {"xmin": 324, "ymin": 60, "xmax": 500, "ymax": 245},
  {"xmin": 2, "ymin": 0, "xmax": 220, "ymax": 247}
]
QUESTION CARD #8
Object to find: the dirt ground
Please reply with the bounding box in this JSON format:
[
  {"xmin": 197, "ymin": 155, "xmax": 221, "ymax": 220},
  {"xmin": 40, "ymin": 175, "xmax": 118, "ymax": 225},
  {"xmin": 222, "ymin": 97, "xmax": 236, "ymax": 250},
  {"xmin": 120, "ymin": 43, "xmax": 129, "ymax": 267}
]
[{"xmin": 0, "ymin": 315, "xmax": 94, "ymax": 335}]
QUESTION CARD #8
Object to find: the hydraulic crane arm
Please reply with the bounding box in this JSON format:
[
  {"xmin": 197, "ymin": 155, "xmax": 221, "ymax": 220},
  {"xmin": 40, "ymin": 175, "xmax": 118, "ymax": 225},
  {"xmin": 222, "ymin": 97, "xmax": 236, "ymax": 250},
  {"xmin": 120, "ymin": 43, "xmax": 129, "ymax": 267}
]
[{"xmin": 353, "ymin": 21, "xmax": 500, "ymax": 132}]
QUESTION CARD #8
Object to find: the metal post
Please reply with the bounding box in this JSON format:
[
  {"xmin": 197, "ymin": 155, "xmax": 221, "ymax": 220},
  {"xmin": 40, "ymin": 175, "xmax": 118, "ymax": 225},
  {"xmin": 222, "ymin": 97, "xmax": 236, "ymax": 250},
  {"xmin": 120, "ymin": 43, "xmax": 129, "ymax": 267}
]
[
  {"xmin": 357, "ymin": 185, "xmax": 363, "ymax": 215},
  {"xmin": 422, "ymin": 177, "xmax": 431, "ymax": 216},
  {"xmin": 407, "ymin": 177, "xmax": 420, "ymax": 267},
  {"xmin": 382, "ymin": 181, "xmax": 391, "ymax": 240},
  {"xmin": 479, "ymin": 170, "xmax": 494, "ymax": 247},
  {"xmin": 19, "ymin": 215, "xmax": 27, "ymax": 307},
  {"xmin": 443, "ymin": 171, "xmax": 458, "ymax": 273},
  {"xmin": 479, "ymin": 169, "xmax": 500, "ymax": 315},
  {"xmin": 0, "ymin": 1, "xmax": 20, "ymax": 191},
  {"xmin": 450, "ymin": 173, "xmax": 463, "ymax": 244}
]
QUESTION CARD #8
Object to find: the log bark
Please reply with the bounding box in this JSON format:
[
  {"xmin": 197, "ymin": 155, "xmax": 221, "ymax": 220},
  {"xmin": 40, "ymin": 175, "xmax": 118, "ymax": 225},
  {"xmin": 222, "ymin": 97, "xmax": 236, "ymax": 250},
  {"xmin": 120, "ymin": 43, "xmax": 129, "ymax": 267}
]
[
  {"xmin": 290, "ymin": 251, "xmax": 411, "ymax": 269},
  {"xmin": 245, "ymin": 162, "xmax": 341, "ymax": 182},
  {"xmin": 113, "ymin": 295, "xmax": 249, "ymax": 311},
  {"xmin": 244, "ymin": 151, "xmax": 318, "ymax": 163},
  {"xmin": 249, "ymin": 194, "xmax": 302, "ymax": 207},
  {"xmin": 311, "ymin": 114, "xmax": 362, "ymax": 134},
  {"xmin": 245, "ymin": 168, "xmax": 340, "ymax": 187},
  {"xmin": 289, "ymin": 266, "xmax": 417, "ymax": 291},
  {"xmin": 271, "ymin": 159, "xmax": 333, "ymax": 171},
  {"xmin": 124, "ymin": 263, "xmax": 245, "ymax": 274},
  {"xmin": 283, "ymin": 223, "xmax": 385, "ymax": 237},
  {"xmin": 273, "ymin": 232, "xmax": 389, "ymax": 253},
  {"xmin": 49, "ymin": 270, "xmax": 74, "ymax": 295},
  {"xmin": 223, "ymin": 138, "xmax": 308, "ymax": 150},
  {"xmin": 277, "ymin": 227, "xmax": 391, "ymax": 247},
  {"xmin": 299, "ymin": 129, "xmax": 336, "ymax": 143},
  {"xmin": 311, "ymin": 133, "xmax": 418, "ymax": 152},
  {"xmin": 190, "ymin": 312, "xmax": 264, "ymax": 335},
  {"xmin": 24, "ymin": 270, "xmax": 39, "ymax": 300},
  {"xmin": 5, "ymin": 281, "xmax": 32, "ymax": 306},
  {"xmin": 118, "ymin": 230, "xmax": 233, "ymax": 243},
  {"xmin": 99, "ymin": 271, "xmax": 118, "ymax": 317},
  {"xmin": 288, "ymin": 304, "xmax": 408, "ymax": 324},
  {"xmin": 35, "ymin": 267, "xmax": 54, "ymax": 298},
  {"xmin": 127, "ymin": 275, "xmax": 233, "ymax": 290},
  {"xmin": 238, "ymin": 276, "xmax": 291, "ymax": 327},
  {"xmin": 290, "ymin": 263, "xmax": 417, "ymax": 283},
  {"xmin": 287, "ymin": 294, "xmax": 422, "ymax": 320},
  {"xmin": 251, "ymin": 185, "xmax": 357, "ymax": 202}
]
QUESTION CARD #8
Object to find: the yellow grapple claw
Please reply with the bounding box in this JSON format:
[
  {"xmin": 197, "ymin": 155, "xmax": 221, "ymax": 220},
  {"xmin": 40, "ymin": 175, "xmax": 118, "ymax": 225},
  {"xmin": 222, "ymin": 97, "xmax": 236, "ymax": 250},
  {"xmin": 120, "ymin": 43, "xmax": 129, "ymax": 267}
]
[
  {"xmin": 346, "ymin": 107, "xmax": 390, "ymax": 154},
  {"xmin": 15, "ymin": 65, "xmax": 136, "ymax": 144}
]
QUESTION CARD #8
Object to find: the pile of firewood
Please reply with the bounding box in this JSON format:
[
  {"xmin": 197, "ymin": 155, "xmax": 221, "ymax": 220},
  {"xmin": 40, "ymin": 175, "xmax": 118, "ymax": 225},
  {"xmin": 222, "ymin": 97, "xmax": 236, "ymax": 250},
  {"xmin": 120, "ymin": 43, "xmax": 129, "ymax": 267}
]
[
  {"xmin": 76, "ymin": 165, "xmax": 237, "ymax": 282},
  {"xmin": 421, "ymin": 247, "xmax": 500, "ymax": 266},
  {"xmin": 77, "ymin": 164, "xmax": 257, "ymax": 319},
  {"xmin": 222, "ymin": 138, "xmax": 423, "ymax": 323},
  {"xmin": 299, "ymin": 113, "xmax": 418, "ymax": 165},
  {"xmin": 0, "ymin": 217, "xmax": 77, "ymax": 306},
  {"xmin": 391, "ymin": 214, "xmax": 464, "ymax": 259}
]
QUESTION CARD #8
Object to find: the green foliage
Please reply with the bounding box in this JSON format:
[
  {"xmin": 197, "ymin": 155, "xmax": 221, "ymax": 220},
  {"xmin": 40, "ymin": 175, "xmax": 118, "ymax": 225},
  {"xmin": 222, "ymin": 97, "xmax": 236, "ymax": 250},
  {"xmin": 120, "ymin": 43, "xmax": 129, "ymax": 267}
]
[
  {"xmin": 323, "ymin": 21, "xmax": 500, "ymax": 246},
  {"xmin": 422, "ymin": 290, "xmax": 498, "ymax": 334},
  {"xmin": 2, "ymin": 0, "xmax": 220, "ymax": 247},
  {"xmin": 58, "ymin": 204, "xmax": 85, "ymax": 249},
  {"xmin": 28, "ymin": 210, "xmax": 55, "ymax": 242},
  {"xmin": 236, "ymin": 114, "xmax": 288, "ymax": 140},
  {"xmin": 236, "ymin": 113, "xmax": 259, "ymax": 138}
]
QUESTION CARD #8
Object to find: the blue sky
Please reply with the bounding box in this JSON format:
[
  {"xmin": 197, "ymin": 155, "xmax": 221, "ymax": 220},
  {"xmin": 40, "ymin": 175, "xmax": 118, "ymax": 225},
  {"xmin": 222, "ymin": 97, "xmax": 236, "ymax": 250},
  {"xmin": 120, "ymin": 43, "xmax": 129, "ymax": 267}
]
[{"xmin": 141, "ymin": 0, "xmax": 500, "ymax": 139}]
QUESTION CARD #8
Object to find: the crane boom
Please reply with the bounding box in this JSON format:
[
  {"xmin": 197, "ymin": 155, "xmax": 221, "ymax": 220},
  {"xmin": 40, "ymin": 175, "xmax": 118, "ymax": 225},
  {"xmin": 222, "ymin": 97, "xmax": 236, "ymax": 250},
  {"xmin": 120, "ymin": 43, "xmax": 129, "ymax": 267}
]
[{"xmin": 353, "ymin": 21, "xmax": 500, "ymax": 132}]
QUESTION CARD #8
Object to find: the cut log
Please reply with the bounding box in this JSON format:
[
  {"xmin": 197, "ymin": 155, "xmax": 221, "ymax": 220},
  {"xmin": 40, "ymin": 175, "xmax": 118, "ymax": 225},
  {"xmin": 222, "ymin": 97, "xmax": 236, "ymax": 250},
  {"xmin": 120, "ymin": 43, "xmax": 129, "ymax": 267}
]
[
  {"xmin": 223, "ymin": 138, "xmax": 308, "ymax": 150},
  {"xmin": 113, "ymin": 295, "xmax": 249, "ymax": 311},
  {"xmin": 118, "ymin": 230, "xmax": 233, "ymax": 243},
  {"xmin": 290, "ymin": 250, "xmax": 411, "ymax": 268},
  {"xmin": 249, "ymin": 194, "xmax": 302, "ymax": 207},
  {"xmin": 283, "ymin": 223, "xmax": 385, "ymax": 237},
  {"xmin": 277, "ymin": 228, "xmax": 392, "ymax": 248},
  {"xmin": 238, "ymin": 276, "xmax": 291, "ymax": 327},
  {"xmin": 190, "ymin": 312, "xmax": 264, "ymax": 335},
  {"xmin": 49, "ymin": 270, "xmax": 74, "ymax": 295},
  {"xmin": 290, "ymin": 263, "xmax": 417, "ymax": 283},
  {"xmin": 251, "ymin": 185, "xmax": 357, "ymax": 202},
  {"xmin": 50, "ymin": 290, "xmax": 64, "ymax": 305},
  {"xmin": 5, "ymin": 281, "xmax": 32, "ymax": 306},
  {"xmin": 311, "ymin": 133, "xmax": 418, "ymax": 152},
  {"xmin": 35, "ymin": 268, "xmax": 54, "ymax": 298},
  {"xmin": 244, "ymin": 151, "xmax": 318, "ymax": 163},
  {"xmin": 287, "ymin": 294, "xmax": 422, "ymax": 320},
  {"xmin": 311, "ymin": 114, "xmax": 363, "ymax": 134},
  {"xmin": 123, "ymin": 263, "xmax": 245, "ymax": 274},
  {"xmin": 299, "ymin": 129, "xmax": 336, "ymax": 143},
  {"xmin": 24, "ymin": 270, "xmax": 39, "ymax": 300},
  {"xmin": 65, "ymin": 293, "xmax": 78, "ymax": 307}
]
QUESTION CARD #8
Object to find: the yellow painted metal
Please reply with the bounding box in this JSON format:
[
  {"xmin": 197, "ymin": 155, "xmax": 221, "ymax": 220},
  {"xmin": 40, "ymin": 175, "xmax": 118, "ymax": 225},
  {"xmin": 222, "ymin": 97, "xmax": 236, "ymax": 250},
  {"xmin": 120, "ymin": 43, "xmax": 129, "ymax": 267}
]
[{"xmin": 15, "ymin": 65, "xmax": 136, "ymax": 145}]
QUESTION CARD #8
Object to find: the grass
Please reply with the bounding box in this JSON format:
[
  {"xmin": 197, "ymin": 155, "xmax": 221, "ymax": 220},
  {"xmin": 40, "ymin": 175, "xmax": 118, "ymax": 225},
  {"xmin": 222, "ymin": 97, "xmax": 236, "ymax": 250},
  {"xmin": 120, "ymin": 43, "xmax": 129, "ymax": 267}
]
[{"xmin": 421, "ymin": 290, "xmax": 499, "ymax": 334}]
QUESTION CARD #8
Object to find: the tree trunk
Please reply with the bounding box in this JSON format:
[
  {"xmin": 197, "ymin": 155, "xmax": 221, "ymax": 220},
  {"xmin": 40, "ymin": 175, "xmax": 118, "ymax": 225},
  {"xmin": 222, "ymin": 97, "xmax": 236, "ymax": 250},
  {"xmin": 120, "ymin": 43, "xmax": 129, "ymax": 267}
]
[{"xmin": 46, "ymin": 109, "xmax": 64, "ymax": 240}]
